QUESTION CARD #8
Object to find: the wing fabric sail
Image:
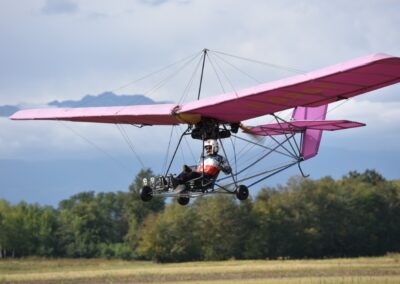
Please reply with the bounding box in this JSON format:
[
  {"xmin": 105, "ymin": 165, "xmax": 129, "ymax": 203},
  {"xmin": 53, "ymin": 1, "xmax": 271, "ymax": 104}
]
[
  {"xmin": 248, "ymin": 105, "xmax": 365, "ymax": 160},
  {"xmin": 248, "ymin": 120, "xmax": 365, "ymax": 136},
  {"xmin": 294, "ymin": 105, "xmax": 327, "ymax": 160},
  {"xmin": 179, "ymin": 53, "xmax": 400, "ymax": 122},
  {"xmin": 10, "ymin": 53, "xmax": 400, "ymax": 125},
  {"xmin": 10, "ymin": 104, "xmax": 181, "ymax": 125}
]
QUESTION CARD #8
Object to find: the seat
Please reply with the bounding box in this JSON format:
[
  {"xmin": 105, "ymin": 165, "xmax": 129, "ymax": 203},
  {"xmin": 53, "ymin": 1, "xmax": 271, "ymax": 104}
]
[{"xmin": 189, "ymin": 174, "xmax": 216, "ymax": 191}]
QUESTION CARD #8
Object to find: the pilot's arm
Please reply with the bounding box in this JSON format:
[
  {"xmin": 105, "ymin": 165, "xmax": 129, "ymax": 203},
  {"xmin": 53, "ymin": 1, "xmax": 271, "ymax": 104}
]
[{"xmin": 220, "ymin": 156, "xmax": 232, "ymax": 175}]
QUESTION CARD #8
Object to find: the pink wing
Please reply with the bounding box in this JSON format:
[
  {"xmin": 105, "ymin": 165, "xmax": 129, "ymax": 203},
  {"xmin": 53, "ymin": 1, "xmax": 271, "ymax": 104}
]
[
  {"xmin": 178, "ymin": 53, "xmax": 400, "ymax": 122},
  {"xmin": 10, "ymin": 104, "xmax": 181, "ymax": 125},
  {"xmin": 247, "ymin": 104, "xmax": 365, "ymax": 160},
  {"xmin": 10, "ymin": 53, "xmax": 400, "ymax": 125},
  {"xmin": 248, "ymin": 120, "xmax": 365, "ymax": 136}
]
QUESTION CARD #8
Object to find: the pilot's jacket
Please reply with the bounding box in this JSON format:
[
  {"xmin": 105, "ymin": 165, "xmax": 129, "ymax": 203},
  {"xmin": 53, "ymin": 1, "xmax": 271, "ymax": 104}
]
[{"xmin": 197, "ymin": 154, "xmax": 232, "ymax": 177}]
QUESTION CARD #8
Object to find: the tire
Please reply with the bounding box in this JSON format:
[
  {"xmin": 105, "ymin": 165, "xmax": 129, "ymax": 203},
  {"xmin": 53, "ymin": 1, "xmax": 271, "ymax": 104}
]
[
  {"xmin": 140, "ymin": 186, "xmax": 153, "ymax": 202},
  {"xmin": 177, "ymin": 196, "xmax": 190, "ymax": 206},
  {"xmin": 236, "ymin": 185, "xmax": 249, "ymax": 201}
]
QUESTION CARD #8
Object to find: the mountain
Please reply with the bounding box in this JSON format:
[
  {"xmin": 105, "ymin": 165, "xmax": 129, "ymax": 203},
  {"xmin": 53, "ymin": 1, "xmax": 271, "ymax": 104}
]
[
  {"xmin": 48, "ymin": 92, "xmax": 167, "ymax": 108},
  {"xmin": 0, "ymin": 92, "xmax": 171, "ymax": 117},
  {"xmin": 0, "ymin": 105, "xmax": 20, "ymax": 116}
]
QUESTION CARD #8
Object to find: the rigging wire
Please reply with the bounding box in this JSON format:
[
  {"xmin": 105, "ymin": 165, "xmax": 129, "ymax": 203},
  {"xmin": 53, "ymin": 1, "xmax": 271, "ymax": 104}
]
[
  {"xmin": 57, "ymin": 121, "xmax": 133, "ymax": 174},
  {"xmin": 205, "ymin": 52, "xmax": 240, "ymax": 97},
  {"xmin": 211, "ymin": 49, "xmax": 352, "ymax": 121},
  {"xmin": 326, "ymin": 98, "xmax": 351, "ymax": 117},
  {"xmin": 203, "ymin": 52, "xmax": 275, "ymax": 172},
  {"xmin": 205, "ymin": 52, "xmax": 227, "ymax": 94},
  {"xmin": 229, "ymin": 135, "xmax": 238, "ymax": 177},
  {"xmin": 176, "ymin": 126, "xmax": 187, "ymax": 165},
  {"xmin": 115, "ymin": 123, "xmax": 145, "ymax": 168},
  {"xmin": 199, "ymin": 52, "xmax": 264, "ymax": 172},
  {"xmin": 179, "ymin": 124, "xmax": 197, "ymax": 164},
  {"xmin": 108, "ymin": 48, "xmax": 352, "ymax": 186},
  {"xmin": 177, "ymin": 54, "xmax": 205, "ymax": 105},
  {"xmin": 206, "ymin": 52, "xmax": 303, "ymax": 170},
  {"xmin": 193, "ymin": 50, "xmax": 355, "ymax": 187},
  {"xmin": 143, "ymin": 53, "xmax": 203, "ymax": 98},
  {"xmin": 208, "ymin": 52, "xmax": 301, "ymax": 182},
  {"xmin": 211, "ymin": 49, "xmax": 306, "ymax": 74},
  {"xmin": 219, "ymin": 138, "xmax": 237, "ymax": 187},
  {"xmin": 110, "ymin": 50, "xmax": 203, "ymax": 93},
  {"xmin": 218, "ymin": 159, "xmax": 297, "ymax": 185},
  {"xmin": 271, "ymin": 114, "xmax": 300, "ymax": 158},
  {"xmin": 53, "ymin": 48, "xmax": 355, "ymax": 191},
  {"xmin": 162, "ymin": 125, "xmax": 176, "ymax": 175},
  {"xmin": 209, "ymin": 51, "xmax": 262, "ymax": 84}
]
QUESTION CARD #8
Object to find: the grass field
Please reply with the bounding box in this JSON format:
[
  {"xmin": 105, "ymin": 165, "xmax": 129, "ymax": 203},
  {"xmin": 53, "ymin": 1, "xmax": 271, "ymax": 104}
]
[{"xmin": 1, "ymin": 255, "xmax": 400, "ymax": 283}]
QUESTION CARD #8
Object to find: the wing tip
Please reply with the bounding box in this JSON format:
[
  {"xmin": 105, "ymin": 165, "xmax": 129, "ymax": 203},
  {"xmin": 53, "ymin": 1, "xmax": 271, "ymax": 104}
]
[
  {"xmin": 9, "ymin": 111, "xmax": 23, "ymax": 120},
  {"xmin": 370, "ymin": 52, "xmax": 394, "ymax": 61}
]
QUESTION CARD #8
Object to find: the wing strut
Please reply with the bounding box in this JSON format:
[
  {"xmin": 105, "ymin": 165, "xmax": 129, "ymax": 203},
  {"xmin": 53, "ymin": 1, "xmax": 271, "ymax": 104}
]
[
  {"xmin": 197, "ymin": 48, "xmax": 208, "ymax": 100},
  {"xmin": 164, "ymin": 126, "xmax": 192, "ymax": 176}
]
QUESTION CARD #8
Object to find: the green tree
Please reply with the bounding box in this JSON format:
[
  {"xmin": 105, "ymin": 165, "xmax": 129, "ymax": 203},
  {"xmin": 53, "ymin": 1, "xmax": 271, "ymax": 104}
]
[
  {"xmin": 193, "ymin": 195, "xmax": 245, "ymax": 260},
  {"xmin": 0, "ymin": 200, "xmax": 11, "ymax": 258},
  {"xmin": 249, "ymin": 171, "xmax": 400, "ymax": 259},
  {"xmin": 124, "ymin": 168, "xmax": 165, "ymax": 223},
  {"xmin": 58, "ymin": 191, "xmax": 125, "ymax": 257},
  {"xmin": 137, "ymin": 203, "xmax": 200, "ymax": 262},
  {"xmin": 124, "ymin": 169, "xmax": 165, "ymax": 251},
  {"xmin": 337, "ymin": 171, "xmax": 400, "ymax": 256},
  {"xmin": 34, "ymin": 205, "xmax": 59, "ymax": 257},
  {"xmin": 0, "ymin": 202, "xmax": 58, "ymax": 257}
]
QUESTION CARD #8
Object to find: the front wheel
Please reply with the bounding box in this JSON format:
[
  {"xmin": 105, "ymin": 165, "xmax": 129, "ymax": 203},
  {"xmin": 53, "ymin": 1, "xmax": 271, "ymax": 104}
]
[
  {"xmin": 177, "ymin": 196, "xmax": 190, "ymax": 206},
  {"xmin": 140, "ymin": 186, "xmax": 153, "ymax": 202},
  {"xmin": 236, "ymin": 185, "xmax": 249, "ymax": 201}
]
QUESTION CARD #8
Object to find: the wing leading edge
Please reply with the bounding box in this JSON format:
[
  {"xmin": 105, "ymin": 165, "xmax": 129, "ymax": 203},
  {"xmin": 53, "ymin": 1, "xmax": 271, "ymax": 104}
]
[{"xmin": 10, "ymin": 104, "xmax": 181, "ymax": 125}]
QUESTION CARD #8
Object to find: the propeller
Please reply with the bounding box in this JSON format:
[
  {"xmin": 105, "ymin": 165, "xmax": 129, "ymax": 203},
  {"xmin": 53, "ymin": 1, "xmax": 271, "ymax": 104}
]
[{"xmin": 239, "ymin": 123, "xmax": 265, "ymax": 142}]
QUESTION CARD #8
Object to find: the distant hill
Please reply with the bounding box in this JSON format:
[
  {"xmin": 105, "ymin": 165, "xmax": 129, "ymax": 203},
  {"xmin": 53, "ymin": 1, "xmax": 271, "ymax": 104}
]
[
  {"xmin": 0, "ymin": 92, "xmax": 171, "ymax": 117},
  {"xmin": 48, "ymin": 92, "xmax": 168, "ymax": 108},
  {"xmin": 0, "ymin": 105, "xmax": 20, "ymax": 116}
]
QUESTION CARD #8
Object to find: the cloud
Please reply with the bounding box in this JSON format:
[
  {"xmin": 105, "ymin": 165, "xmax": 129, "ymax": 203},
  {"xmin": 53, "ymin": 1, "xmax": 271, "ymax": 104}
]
[
  {"xmin": 140, "ymin": 0, "xmax": 168, "ymax": 5},
  {"xmin": 41, "ymin": 0, "xmax": 78, "ymax": 15},
  {"xmin": 1, "ymin": 0, "xmax": 399, "ymax": 205},
  {"xmin": 1, "ymin": 0, "xmax": 398, "ymax": 105},
  {"xmin": 1, "ymin": 0, "xmax": 399, "ymax": 161},
  {"xmin": 323, "ymin": 99, "xmax": 400, "ymax": 151},
  {"xmin": 139, "ymin": 0, "xmax": 191, "ymax": 6}
]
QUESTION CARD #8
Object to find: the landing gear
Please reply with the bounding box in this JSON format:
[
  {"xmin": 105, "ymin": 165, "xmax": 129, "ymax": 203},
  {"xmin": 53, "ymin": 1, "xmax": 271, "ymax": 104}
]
[
  {"xmin": 177, "ymin": 196, "xmax": 190, "ymax": 206},
  {"xmin": 235, "ymin": 185, "xmax": 249, "ymax": 201},
  {"xmin": 175, "ymin": 184, "xmax": 190, "ymax": 206},
  {"xmin": 140, "ymin": 186, "xmax": 153, "ymax": 202}
]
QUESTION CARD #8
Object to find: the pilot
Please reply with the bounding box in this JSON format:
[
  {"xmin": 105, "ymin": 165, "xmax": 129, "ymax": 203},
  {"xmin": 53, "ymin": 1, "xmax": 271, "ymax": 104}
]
[{"xmin": 171, "ymin": 139, "xmax": 232, "ymax": 188}]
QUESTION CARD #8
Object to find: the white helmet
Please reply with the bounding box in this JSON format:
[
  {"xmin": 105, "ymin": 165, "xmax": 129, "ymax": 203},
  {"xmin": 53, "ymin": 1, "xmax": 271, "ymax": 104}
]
[{"xmin": 204, "ymin": 139, "xmax": 219, "ymax": 154}]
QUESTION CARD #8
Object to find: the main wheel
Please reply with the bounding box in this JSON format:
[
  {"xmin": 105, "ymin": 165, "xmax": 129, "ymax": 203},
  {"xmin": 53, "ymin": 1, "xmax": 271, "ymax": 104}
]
[
  {"xmin": 177, "ymin": 196, "xmax": 190, "ymax": 206},
  {"xmin": 140, "ymin": 186, "xmax": 153, "ymax": 202},
  {"xmin": 236, "ymin": 185, "xmax": 249, "ymax": 201}
]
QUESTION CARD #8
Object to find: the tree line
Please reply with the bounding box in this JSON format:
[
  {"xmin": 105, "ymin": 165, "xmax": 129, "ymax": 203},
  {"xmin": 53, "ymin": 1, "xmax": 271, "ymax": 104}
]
[{"xmin": 0, "ymin": 169, "xmax": 399, "ymax": 262}]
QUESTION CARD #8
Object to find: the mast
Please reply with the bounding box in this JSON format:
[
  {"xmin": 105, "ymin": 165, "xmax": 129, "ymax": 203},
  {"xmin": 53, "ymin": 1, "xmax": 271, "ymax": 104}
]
[{"xmin": 197, "ymin": 48, "xmax": 208, "ymax": 100}]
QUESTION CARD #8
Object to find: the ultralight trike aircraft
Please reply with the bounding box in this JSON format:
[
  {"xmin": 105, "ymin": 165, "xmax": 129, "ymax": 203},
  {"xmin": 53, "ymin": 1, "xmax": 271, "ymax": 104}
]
[{"xmin": 10, "ymin": 50, "xmax": 400, "ymax": 205}]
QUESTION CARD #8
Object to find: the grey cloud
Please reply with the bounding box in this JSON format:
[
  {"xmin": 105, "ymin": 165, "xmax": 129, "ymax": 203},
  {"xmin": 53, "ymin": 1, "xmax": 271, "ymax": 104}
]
[
  {"xmin": 139, "ymin": 0, "xmax": 192, "ymax": 6},
  {"xmin": 41, "ymin": 0, "xmax": 78, "ymax": 15},
  {"xmin": 140, "ymin": 0, "xmax": 168, "ymax": 6},
  {"xmin": 87, "ymin": 11, "xmax": 108, "ymax": 20}
]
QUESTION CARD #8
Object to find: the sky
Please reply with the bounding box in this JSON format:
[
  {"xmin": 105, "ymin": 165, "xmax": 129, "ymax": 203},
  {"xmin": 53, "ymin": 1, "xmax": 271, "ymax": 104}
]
[{"xmin": 0, "ymin": 0, "xmax": 400, "ymax": 205}]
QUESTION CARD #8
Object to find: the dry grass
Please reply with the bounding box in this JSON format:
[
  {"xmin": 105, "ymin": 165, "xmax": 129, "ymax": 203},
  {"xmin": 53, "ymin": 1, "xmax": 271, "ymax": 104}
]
[{"xmin": 1, "ymin": 255, "xmax": 400, "ymax": 283}]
